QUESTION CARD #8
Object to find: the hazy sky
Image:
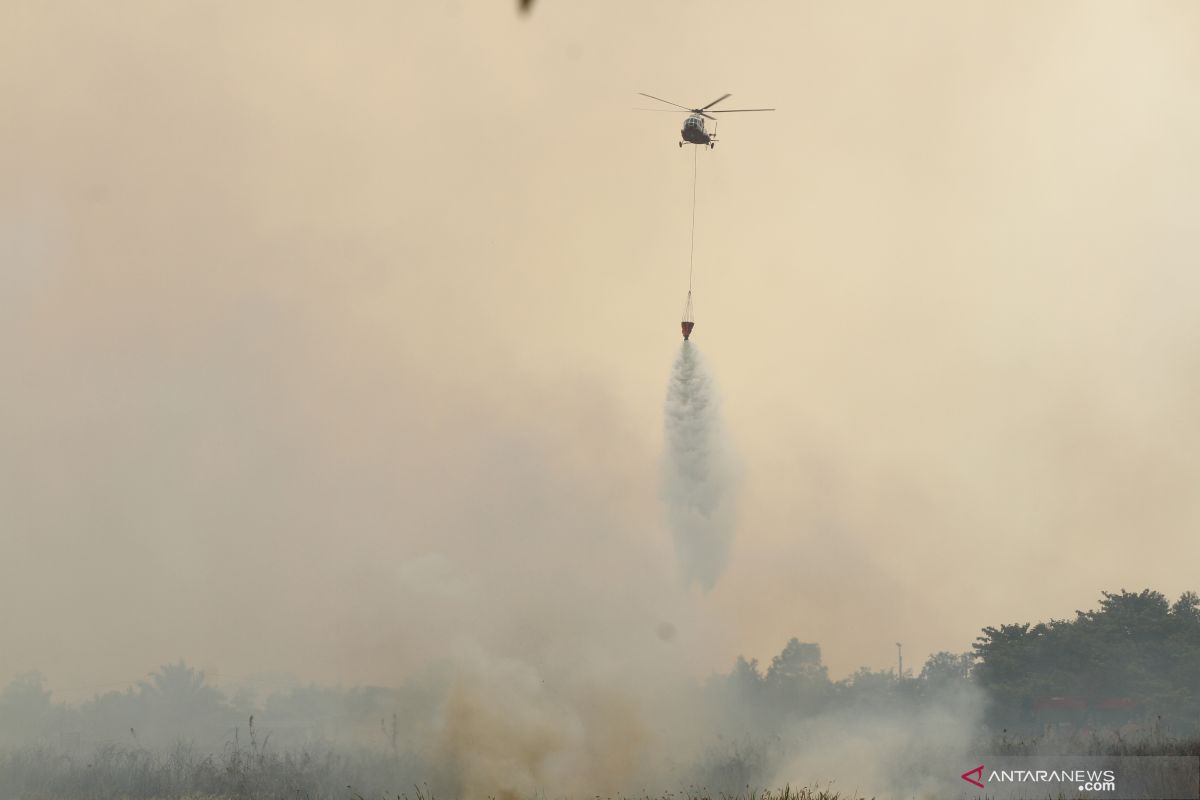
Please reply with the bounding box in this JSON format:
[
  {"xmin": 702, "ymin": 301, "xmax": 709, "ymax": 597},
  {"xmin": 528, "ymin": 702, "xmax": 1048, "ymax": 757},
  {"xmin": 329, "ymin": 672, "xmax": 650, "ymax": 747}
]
[{"xmin": 4, "ymin": 1, "xmax": 1200, "ymax": 702}]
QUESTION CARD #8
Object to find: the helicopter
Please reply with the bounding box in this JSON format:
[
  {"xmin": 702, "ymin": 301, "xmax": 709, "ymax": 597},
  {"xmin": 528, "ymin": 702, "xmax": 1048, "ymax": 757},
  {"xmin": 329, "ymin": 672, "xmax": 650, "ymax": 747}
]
[{"xmin": 637, "ymin": 92, "xmax": 774, "ymax": 148}]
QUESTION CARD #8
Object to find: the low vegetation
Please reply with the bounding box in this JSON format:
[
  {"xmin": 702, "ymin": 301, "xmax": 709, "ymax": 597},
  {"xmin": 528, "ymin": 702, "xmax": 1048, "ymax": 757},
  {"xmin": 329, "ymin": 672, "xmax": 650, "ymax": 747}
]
[{"xmin": 4, "ymin": 588, "xmax": 1198, "ymax": 799}]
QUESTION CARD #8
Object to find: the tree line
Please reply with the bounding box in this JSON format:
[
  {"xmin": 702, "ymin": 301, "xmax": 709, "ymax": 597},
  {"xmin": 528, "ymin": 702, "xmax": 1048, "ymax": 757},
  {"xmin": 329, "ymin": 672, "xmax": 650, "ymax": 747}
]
[
  {"xmin": 713, "ymin": 588, "xmax": 1200, "ymax": 734},
  {"xmin": 2, "ymin": 588, "xmax": 1197, "ymax": 749}
]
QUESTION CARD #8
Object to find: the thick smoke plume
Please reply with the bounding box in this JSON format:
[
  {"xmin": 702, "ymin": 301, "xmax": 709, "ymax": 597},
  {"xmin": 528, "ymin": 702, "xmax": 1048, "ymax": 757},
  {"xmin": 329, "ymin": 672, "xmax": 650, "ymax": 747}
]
[
  {"xmin": 663, "ymin": 342, "xmax": 738, "ymax": 590},
  {"xmin": 430, "ymin": 646, "xmax": 660, "ymax": 799}
]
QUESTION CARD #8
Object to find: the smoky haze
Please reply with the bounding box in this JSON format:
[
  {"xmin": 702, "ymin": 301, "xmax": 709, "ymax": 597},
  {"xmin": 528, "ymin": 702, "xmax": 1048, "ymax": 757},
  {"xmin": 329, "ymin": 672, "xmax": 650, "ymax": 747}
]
[{"xmin": 3, "ymin": 2, "xmax": 1200, "ymax": 790}]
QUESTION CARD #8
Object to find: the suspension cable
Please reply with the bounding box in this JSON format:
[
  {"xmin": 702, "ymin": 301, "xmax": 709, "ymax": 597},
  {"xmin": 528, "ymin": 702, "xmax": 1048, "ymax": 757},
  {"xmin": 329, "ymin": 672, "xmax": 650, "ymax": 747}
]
[{"xmin": 689, "ymin": 144, "xmax": 698, "ymax": 294}]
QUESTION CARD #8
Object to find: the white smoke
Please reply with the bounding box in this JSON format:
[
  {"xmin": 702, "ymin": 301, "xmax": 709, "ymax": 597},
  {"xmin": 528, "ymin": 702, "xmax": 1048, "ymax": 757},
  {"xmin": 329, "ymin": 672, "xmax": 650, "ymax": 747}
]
[
  {"xmin": 768, "ymin": 688, "xmax": 988, "ymax": 799},
  {"xmin": 430, "ymin": 645, "xmax": 667, "ymax": 800},
  {"xmin": 662, "ymin": 341, "xmax": 739, "ymax": 590}
]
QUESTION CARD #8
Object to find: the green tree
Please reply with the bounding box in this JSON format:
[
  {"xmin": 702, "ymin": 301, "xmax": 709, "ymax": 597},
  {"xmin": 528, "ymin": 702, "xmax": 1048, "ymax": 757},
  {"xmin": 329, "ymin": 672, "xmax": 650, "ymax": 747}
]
[
  {"xmin": 135, "ymin": 661, "xmax": 233, "ymax": 745},
  {"xmin": 764, "ymin": 639, "xmax": 832, "ymax": 718},
  {"xmin": 0, "ymin": 672, "xmax": 54, "ymax": 745},
  {"xmin": 972, "ymin": 589, "xmax": 1200, "ymax": 732},
  {"xmin": 919, "ymin": 651, "xmax": 973, "ymax": 688}
]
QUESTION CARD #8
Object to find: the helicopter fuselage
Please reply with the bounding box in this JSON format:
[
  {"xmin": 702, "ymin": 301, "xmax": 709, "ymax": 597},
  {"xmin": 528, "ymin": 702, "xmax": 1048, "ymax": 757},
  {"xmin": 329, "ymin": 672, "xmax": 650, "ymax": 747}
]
[{"xmin": 680, "ymin": 114, "xmax": 714, "ymax": 147}]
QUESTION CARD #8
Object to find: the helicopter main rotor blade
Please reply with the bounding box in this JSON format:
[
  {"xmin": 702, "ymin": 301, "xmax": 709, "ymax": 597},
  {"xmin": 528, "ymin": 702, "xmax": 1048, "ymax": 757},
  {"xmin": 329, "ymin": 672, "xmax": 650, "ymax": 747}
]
[
  {"xmin": 633, "ymin": 108, "xmax": 691, "ymax": 112},
  {"xmin": 708, "ymin": 108, "xmax": 776, "ymax": 113},
  {"xmin": 637, "ymin": 92, "xmax": 694, "ymax": 112},
  {"xmin": 700, "ymin": 93, "xmax": 732, "ymax": 110}
]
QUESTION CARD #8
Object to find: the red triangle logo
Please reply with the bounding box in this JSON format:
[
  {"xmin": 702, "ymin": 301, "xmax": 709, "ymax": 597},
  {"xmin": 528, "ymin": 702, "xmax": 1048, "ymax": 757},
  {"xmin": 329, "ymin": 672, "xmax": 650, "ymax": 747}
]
[{"xmin": 961, "ymin": 764, "xmax": 985, "ymax": 789}]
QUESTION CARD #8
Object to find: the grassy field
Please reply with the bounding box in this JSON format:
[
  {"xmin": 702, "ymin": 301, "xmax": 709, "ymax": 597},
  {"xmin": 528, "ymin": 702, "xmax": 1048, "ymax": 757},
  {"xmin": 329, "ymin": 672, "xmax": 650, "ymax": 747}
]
[
  {"xmin": 0, "ymin": 739, "xmax": 869, "ymax": 800},
  {"xmin": 0, "ymin": 741, "xmax": 864, "ymax": 800},
  {"xmin": 5, "ymin": 728, "xmax": 1199, "ymax": 800}
]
